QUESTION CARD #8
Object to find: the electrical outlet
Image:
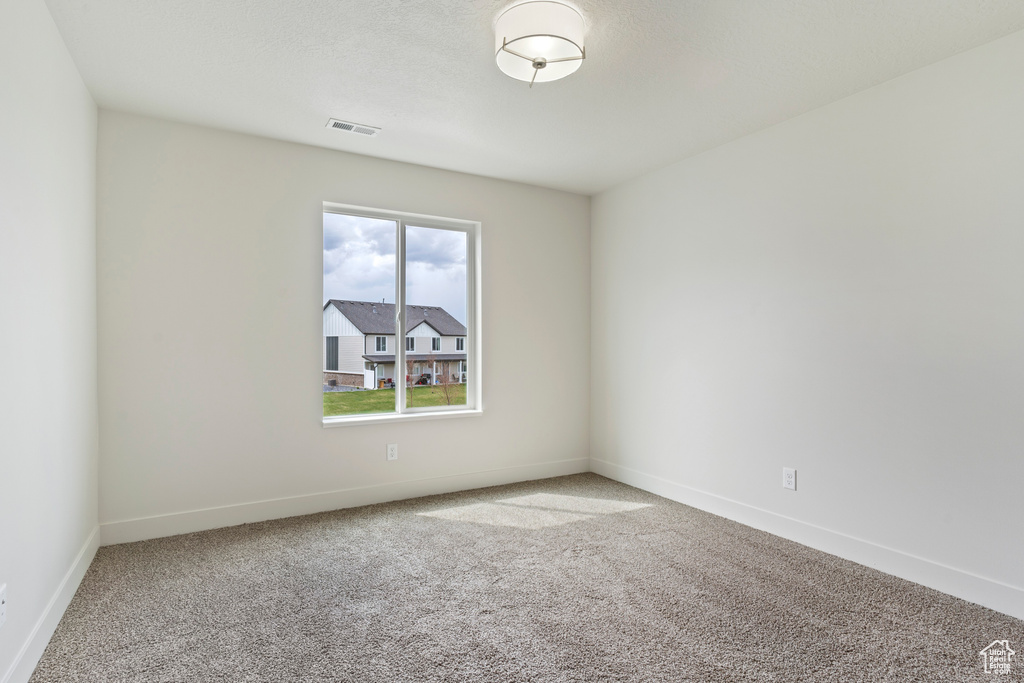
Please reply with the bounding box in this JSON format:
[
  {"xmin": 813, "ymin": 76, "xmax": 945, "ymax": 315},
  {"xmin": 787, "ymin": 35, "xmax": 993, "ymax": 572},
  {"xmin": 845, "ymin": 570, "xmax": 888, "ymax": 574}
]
[
  {"xmin": 782, "ymin": 467, "xmax": 797, "ymax": 491},
  {"xmin": 0, "ymin": 583, "xmax": 7, "ymax": 630},
  {"xmin": 386, "ymin": 443, "xmax": 398, "ymax": 461}
]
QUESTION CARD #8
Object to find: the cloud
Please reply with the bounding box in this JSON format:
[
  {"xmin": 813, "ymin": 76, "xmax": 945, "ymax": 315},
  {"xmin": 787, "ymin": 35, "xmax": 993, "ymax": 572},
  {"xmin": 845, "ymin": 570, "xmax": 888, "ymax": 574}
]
[
  {"xmin": 323, "ymin": 214, "xmax": 468, "ymax": 324},
  {"xmin": 323, "ymin": 213, "xmax": 395, "ymax": 276},
  {"xmin": 406, "ymin": 226, "xmax": 466, "ymax": 270}
]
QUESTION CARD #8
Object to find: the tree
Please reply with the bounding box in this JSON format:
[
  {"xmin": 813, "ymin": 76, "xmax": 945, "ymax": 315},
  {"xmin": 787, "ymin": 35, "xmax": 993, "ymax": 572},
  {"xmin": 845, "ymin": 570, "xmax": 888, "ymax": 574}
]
[
  {"xmin": 432, "ymin": 357, "xmax": 459, "ymax": 406},
  {"xmin": 407, "ymin": 355, "xmax": 460, "ymax": 405},
  {"xmin": 406, "ymin": 357, "xmax": 416, "ymax": 389}
]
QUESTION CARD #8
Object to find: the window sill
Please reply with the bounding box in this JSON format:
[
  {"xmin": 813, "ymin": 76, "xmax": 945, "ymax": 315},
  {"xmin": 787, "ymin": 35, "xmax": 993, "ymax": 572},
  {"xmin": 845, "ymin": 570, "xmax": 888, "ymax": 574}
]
[{"xmin": 322, "ymin": 408, "xmax": 483, "ymax": 428}]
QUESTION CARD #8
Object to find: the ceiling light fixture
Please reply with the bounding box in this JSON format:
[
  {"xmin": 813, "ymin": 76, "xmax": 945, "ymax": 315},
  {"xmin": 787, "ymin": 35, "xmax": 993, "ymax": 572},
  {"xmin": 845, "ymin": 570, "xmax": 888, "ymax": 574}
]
[{"xmin": 495, "ymin": 1, "xmax": 585, "ymax": 87}]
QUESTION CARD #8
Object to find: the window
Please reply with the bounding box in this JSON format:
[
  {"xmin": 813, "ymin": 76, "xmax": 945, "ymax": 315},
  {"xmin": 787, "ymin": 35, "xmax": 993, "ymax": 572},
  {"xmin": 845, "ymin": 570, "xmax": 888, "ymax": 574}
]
[
  {"xmin": 323, "ymin": 203, "xmax": 480, "ymax": 422},
  {"xmin": 325, "ymin": 336, "xmax": 339, "ymax": 371}
]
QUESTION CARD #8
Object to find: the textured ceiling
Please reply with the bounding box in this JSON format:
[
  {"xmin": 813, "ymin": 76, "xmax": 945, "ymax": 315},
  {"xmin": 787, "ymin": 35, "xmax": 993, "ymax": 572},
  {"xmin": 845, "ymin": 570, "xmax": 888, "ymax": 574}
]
[{"xmin": 43, "ymin": 0, "xmax": 1024, "ymax": 194}]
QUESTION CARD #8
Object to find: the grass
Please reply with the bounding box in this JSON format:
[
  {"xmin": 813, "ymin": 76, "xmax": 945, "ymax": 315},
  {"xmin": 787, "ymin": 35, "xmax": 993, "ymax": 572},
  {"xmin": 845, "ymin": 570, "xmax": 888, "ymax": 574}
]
[{"xmin": 324, "ymin": 384, "xmax": 467, "ymax": 417}]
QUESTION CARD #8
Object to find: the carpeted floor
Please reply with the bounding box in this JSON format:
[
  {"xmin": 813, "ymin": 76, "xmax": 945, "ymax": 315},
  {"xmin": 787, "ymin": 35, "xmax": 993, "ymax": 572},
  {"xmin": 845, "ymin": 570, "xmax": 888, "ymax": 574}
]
[{"xmin": 31, "ymin": 474, "xmax": 1023, "ymax": 682}]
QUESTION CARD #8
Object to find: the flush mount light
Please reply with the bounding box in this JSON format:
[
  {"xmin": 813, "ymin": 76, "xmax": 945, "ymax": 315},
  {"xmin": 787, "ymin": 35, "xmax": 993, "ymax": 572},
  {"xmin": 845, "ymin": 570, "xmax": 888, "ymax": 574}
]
[{"xmin": 495, "ymin": 1, "xmax": 585, "ymax": 87}]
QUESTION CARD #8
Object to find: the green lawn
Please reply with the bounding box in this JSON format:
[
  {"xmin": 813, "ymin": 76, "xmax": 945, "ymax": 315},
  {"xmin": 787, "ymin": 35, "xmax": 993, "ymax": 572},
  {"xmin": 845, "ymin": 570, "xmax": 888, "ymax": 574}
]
[{"xmin": 324, "ymin": 384, "xmax": 467, "ymax": 416}]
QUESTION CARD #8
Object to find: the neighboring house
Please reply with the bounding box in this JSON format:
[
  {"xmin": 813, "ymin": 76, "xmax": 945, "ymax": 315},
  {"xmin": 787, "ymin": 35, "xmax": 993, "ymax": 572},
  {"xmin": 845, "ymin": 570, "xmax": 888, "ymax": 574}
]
[{"xmin": 323, "ymin": 299, "xmax": 468, "ymax": 388}]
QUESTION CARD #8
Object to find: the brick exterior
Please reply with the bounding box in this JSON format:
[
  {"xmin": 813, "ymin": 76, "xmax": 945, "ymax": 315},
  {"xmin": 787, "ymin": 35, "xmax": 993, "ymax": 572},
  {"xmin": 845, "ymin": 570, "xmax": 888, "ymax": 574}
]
[{"xmin": 323, "ymin": 372, "xmax": 363, "ymax": 388}]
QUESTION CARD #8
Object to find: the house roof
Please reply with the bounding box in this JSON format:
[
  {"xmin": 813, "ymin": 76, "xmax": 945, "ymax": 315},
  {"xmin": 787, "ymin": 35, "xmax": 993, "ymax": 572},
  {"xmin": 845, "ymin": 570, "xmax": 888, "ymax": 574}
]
[{"xmin": 325, "ymin": 300, "xmax": 467, "ymax": 336}]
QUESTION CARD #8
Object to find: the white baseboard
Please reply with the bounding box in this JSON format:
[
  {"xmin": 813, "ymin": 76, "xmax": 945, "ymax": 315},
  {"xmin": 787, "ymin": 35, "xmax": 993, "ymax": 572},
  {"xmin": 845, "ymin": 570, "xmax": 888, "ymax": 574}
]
[
  {"xmin": 101, "ymin": 458, "xmax": 590, "ymax": 546},
  {"xmin": 2, "ymin": 526, "xmax": 99, "ymax": 683},
  {"xmin": 591, "ymin": 458, "xmax": 1024, "ymax": 621}
]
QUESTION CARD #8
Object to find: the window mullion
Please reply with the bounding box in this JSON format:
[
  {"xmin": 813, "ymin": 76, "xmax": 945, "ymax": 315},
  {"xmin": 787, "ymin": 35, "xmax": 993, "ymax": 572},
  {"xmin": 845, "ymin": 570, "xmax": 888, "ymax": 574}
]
[{"xmin": 396, "ymin": 221, "xmax": 407, "ymax": 413}]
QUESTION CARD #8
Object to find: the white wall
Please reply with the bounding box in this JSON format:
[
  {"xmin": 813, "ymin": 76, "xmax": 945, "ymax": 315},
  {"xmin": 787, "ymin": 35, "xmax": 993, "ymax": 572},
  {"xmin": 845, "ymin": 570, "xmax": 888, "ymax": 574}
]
[
  {"xmin": 97, "ymin": 112, "xmax": 590, "ymax": 543},
  {"xmin": 0, "ymin": 0, "xmax": 99, "ymax": 681},
  {"xmin": 592, "ymin": 30, "xmax": 1024, "ymax": 619}
]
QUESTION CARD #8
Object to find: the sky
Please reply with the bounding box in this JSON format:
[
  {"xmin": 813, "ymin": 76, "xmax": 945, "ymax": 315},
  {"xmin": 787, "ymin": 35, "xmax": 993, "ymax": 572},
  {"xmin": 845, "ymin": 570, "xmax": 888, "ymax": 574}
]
[{"xmin": 323, "ymin": 213, "xmax": 468, "ymax": 324}]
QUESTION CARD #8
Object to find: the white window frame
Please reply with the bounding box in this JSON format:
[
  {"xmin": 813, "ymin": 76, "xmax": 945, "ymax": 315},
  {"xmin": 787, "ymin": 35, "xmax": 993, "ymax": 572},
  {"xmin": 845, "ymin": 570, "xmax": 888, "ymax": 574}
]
[
  {"xmin": 456, "ymin": 337, "xmax": 465, "ymax": 351},
  {"xmin": 323, "ymin": 202, "xmax": 482, "ymax": 426},
  {"xmin": 375, "ymin": 336, "xmax": 387, "ymax": 353},
  {"xmin": 406, "ymin": 336, "xmax": 415, "ymax": 352},
  {"xmin": 431, "ymin": 337, "xmax": 441, "ymax": 352}
]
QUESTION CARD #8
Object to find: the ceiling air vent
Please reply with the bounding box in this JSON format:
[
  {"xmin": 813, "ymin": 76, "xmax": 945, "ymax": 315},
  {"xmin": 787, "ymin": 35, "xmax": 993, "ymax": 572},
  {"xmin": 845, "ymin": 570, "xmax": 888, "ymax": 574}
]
[{"xmin": 326, "ymin": 119, "xmax": 380, "ymax": 137}]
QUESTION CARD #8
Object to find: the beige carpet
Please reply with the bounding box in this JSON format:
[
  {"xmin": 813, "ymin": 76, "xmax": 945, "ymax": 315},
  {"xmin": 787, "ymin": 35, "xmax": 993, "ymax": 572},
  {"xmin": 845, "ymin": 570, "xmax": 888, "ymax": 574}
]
[{"xmin": 31, "ymin": 474, "xmax": 1023, "ymax": 682}]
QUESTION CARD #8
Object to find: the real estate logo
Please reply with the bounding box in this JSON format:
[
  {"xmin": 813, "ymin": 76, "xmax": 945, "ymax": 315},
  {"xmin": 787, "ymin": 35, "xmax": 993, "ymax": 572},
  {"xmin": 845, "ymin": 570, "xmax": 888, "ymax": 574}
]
[{"xmin": 980, "ymin": 640, "xmax": 1015, "ymax": 675}]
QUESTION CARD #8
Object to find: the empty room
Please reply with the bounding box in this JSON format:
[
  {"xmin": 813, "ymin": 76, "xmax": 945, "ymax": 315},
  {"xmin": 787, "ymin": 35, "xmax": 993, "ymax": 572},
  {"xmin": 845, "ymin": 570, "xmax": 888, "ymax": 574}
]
[{"xmin": 2, "ymin": 0, "xmax": 1023, "ymax": 681}]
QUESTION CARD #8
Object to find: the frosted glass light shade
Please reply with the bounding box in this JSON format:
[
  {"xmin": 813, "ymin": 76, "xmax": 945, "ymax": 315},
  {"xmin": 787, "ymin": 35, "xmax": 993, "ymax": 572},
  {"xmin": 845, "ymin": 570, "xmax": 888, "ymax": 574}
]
[{"xmin": 495, "ymin": 1, "xmax": 585, "ymax": 84}]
